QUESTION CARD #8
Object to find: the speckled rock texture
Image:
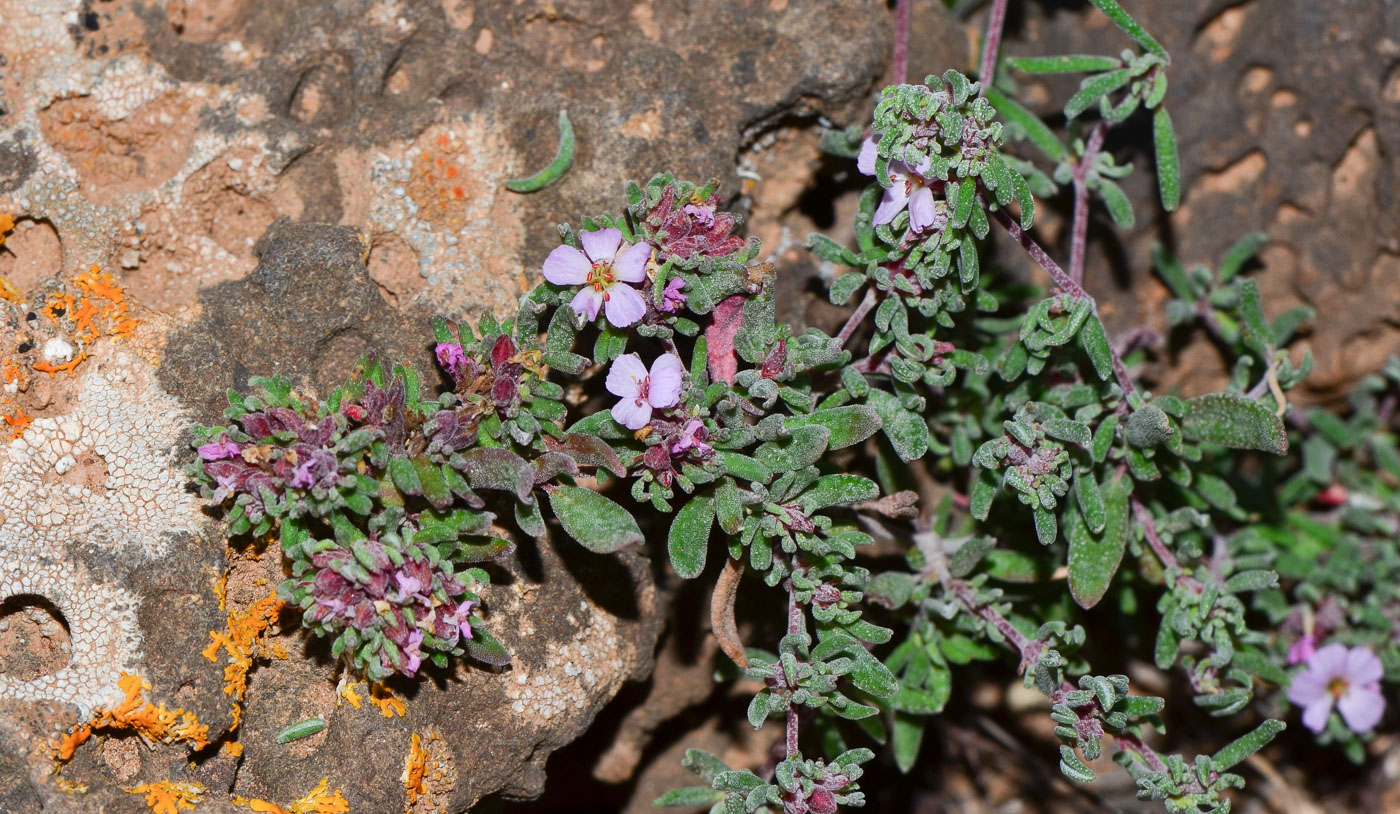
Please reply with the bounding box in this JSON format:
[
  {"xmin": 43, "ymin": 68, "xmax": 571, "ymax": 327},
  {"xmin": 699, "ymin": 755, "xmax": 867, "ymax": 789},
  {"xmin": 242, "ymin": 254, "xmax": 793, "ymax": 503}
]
[{"xmin": 0, "ymin": 0, "xmax": 888, "ymax": 811}]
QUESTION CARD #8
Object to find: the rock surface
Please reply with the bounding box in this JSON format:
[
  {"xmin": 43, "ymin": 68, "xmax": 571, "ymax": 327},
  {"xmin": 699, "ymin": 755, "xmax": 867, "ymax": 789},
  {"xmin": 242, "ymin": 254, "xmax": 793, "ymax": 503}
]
[{"xmin": 0, "ymin": 0, "xmax": 888, "ymax": 810}]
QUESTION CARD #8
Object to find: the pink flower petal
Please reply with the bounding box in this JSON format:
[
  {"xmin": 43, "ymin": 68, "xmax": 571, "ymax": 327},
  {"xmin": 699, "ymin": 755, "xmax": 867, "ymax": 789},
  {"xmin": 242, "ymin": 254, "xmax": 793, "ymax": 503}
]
[
  {"xmin": 1311, "ymin": 642, "xmax": 1350, "ymax": 675},
  {"xmin": 580, "ymin": 227, "xmax": 623, "ymax": 264},
  {"xmin": 857, "ymin": 137, "xmax": 878, "ymax": 176},
  {"xmin": 611, "ymin": 397, "xmax": 652, "ymax": 430},
  {"xmin": 908, "ymin": 186, "xmax": 938, "ymax": 232},
  {"xmin": 603, "ymin": 282, "xmax": 647, "ymax": 327},
  {"xmin": 543, "ymin": 244, "xmax": 592, "ymax": 285},
  {"xmin": 570, "ymin": 287, "xmax": 604, "ymax": 322},
  {"xmin": 612, "ymin": 241, "xmax": 653, "ymax": 283},
  {"xmin": 647, "ymin": 354, "xmax": 684, "ymax": 408},
  {"xmin": 1339, "ymin": 685, "xmax": 1386, "ymax": 733},
  {"xmin": 605, "ymin": 353, "xmax": 649, "ymax": 398},
  {"xmin": 1302, "ymin": 696, "xmax": 1334, "ymax": 733},
  {"xmin": 873, "ymin": 184, "xmax": 910, "ymax": 226},
  {"xmin": 1345, "ymin": 646, "xmax": 1384, "ymax": 685},
  {"xmin": 1287, "ymin": 666, "xmax": 1330, "ymax": 708}
]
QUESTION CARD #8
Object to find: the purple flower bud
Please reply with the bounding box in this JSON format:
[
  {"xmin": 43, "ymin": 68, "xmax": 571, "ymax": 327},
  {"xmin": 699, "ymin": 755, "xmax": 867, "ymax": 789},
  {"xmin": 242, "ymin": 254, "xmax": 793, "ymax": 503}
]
[
  {"xmin": 659, "ymin": 276, "xmax": 687, "ymax": 313},
  {"xmin": 435, "ymin": 342, "xmax": 468, "ymax": 376},
  {"xmin": 197, "ymin": 437, "xmax": 242, "ymax": 461}
]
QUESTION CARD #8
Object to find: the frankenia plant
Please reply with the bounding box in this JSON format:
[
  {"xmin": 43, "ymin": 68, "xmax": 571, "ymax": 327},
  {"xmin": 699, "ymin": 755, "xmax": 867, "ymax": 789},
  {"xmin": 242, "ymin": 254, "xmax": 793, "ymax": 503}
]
[{"xmin": 192, "ymin": 0, "xmax": 1399, "ymax": 810}]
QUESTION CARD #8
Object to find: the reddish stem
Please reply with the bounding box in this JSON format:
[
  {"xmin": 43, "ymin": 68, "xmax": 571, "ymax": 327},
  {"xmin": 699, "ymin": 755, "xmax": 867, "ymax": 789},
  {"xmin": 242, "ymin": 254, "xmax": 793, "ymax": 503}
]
[
  {"xmin": 785, "ymin": 576, "xmax": 805, "ymax": 758},
  {"xmin": 1132, "ymin": 498, "xmax": 1204, "ymax": 594},
  {"xmin": 1070, "ymin": 122, "xmax": 1109, "ymax": 287},
  {"xmin": 835, "ymin": 289, "xmax": 877, "ymax": 349},
  {"xmin": 978, "ymin": 0, "xmax": 1010, "ymax": 94},
  {"xmin": 893, "ymin": 0, "xmax": 911, "ymax": 86}
]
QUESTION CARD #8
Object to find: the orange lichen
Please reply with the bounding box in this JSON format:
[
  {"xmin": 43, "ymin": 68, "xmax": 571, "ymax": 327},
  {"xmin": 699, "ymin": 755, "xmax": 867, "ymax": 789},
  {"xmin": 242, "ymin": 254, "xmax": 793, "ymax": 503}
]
[
  {"xmin": 336, "ymin": 679, "xmax": 364, "ymax": 709},
  {"xmin": 3, "ymin": 408, "xmax": 31, "ymax": 439},
  {"xmin": 0, "ymin": 213, "xmax": 12, "ymax": 246},
  {"xmin": 124, "ymin": 780, "xmax": 205, "ymax": 814},
  {"xmin": 233, "ymin": 777, "xmax": 351, "ymax": 814},
  {"xmin": 225, "ymin": 740, "xmax": 244, "ymax": 758},
  {"xmin": 33, "ymin": 350, "xmax": 87, "ymax": 376},
  {"xmin": 53, "ymin": 673, "xmax": 212, "ymax": 765},
  {"xmin": 403, "ymin": 731, "xmax": 441, "ymax": 808},
  {"xmin": 368, "ymin": 682, "xmax": 408, "ymax": 718},
  {"xmin": 202, "ymin": 590, "xmax": 286, "ymax": 727},
  {"xmin": 0, "ymin": 277, "xmax": 21, "ymax": 303}
]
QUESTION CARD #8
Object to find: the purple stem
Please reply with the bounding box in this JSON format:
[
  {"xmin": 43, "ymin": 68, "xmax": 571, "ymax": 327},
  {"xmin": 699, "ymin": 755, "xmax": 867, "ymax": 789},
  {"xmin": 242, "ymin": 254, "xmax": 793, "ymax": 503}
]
[
  {"xmin": 835, "ymin": 289, "xmax": 878, "ymax": 349},
  {"xmin": 785, "ymin": 576, "xmax": 804, "ymax": 758},
  {"xmin": 978, "ymin": 0, "xmax": 1010, "ymax": 94},
  {"xmin": 1070, "ymin": 122, "xmax": 1109, "ymax": 287},
  {"xmin": 1132, "ymin": 498, "xmax": 1204, "ymax": 594},
  {"xmin": 991, "ymin": 208, "xmax": 1137, "ymax": 400},
  {"xmin": 893, "ymin": 0, "xmax": 911, "ymax": 86}
]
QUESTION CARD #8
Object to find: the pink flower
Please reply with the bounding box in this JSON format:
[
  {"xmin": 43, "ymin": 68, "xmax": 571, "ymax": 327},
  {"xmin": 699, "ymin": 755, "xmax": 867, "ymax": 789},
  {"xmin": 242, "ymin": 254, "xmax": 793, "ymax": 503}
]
[
  {"xmin": 1287, "ymin": 634, "xmax": 1317, "ymax": 666},
  {"xmin": 393, "ymin": 572, "xmax": 425, "ymax": 603},
  {"xmin": 435, "ymin": 342, "xmax": 467, "ymax": 376},
  {"xmin": 670, "ymin": 418, "xmax": 712, "ymax": 456},
  {"xmin": 682, "ymin": 203, "xmax": 716, "ymax": 227},
  {"xmin": 402, "ymin": 629, "xmax": 425, "ymax": 676},
  {"xmin": 542, "ymin": 227, "xmax": 652, "ymax": 327},
  {"xmin": 659, "ymin": 276, "xmax": 687, "ymax": 313},
  {"xmin": 1287, "ymin": 643, "xmax": 1386, "ymax": 733},
  {"xmin": 606, "ymin": 353, "xmax": 683, "ymax": 430},
  {"xmin": 857, "ymin": 137, "xmax": 941, "ymax": 233},
  {"xmin": 198, "ymin": 437, "xmax": 241, "ymax": 461}
]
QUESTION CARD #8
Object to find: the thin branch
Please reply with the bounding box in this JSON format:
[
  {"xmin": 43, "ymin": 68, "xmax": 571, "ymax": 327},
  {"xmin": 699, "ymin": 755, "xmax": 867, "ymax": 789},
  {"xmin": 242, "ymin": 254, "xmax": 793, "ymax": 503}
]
[
  {"xmin": 1070, "ymin": 122, "xmax": 1108, "ymax": 287},
  {"xmin": 785, "ymin": 575, "xmax": 805, "ymax": 758},
  {"xmin": 893, "ymin": 0, "xmax": 911, "ymax": 86},
  {"xmin": 990, "ymin": 207, "xmax": 1137, "ymax": 400},
  {"xmin": 1132, "ymin": 498, "xmax": 1204, "ymax": 594},
  {"xmin": 978, "ymin": 0, "xmax": 1011, "ymax": 94},
  {"xmin": 835, "ymin": 288, "xmax": 878, "ymax": 349},
  {"xmin": 711, "ymin": 557, "xmax": 749, "ymax": 668}
]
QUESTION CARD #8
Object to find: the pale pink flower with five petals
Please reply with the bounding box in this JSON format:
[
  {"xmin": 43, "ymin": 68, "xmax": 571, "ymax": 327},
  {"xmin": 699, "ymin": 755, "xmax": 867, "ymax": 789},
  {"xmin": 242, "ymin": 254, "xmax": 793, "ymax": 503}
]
[
  {"xmin": 858, "ymin": 137, "xmax": 940, "ymax": 233},
  {"xmin": 606, "ymin": 353, "xmax": 683, "ymax": 430},
  {"xmin": 1287, "ymin": 642, "xmax": 1386, "ymax": 733},
  {"xmin": 543, "ymin": 228, "xmax": 653, "ymax": 327}
]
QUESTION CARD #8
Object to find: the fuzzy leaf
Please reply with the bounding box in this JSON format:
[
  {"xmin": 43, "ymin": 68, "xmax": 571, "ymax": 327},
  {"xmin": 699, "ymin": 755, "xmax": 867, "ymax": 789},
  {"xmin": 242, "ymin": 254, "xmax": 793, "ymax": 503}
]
[
  {"xmin": 1087, "ymin": 0, "xmax": 1168, "ymax": 58},
  {"xmin": 797, "ymin": 475, "xmax": 879, "ymax": 512},
  {"xmin": 1153, "ymin": 107, "xmax": 1180, "ymax": 211},
  {"xmin": 669, "ymin": 496, "xmax": 715, "ymax": 579},
  {"xmin": 755, "ymin": 426, "xmax": 831, "ymax": 471},
  {"xmin": 1079, "ymin": 316, "xmax": 1114, "ymax": 382},
  {"xmin": 548, "ymin": 486, "xmax": 643, "ymax": 552},
  {"xmin": 784, "ymin": 406, "xmax": 882, "ymax": 450},
  {"xmin": 1007, "ymin": 54, "xmax": 1124, "ymax": 75},
  {"xmin": 458, "ymin": 448, "xmax": 536, "ymax": 502},
  {"xmin": 654, "ymin": 787, "xmax": 724, "ymax": 808},
  {"xmin": 504, "ymin": 110, "xmax": 574, "ymax": 192},
  {"xmin": 1211, "ymin": 720, "xmax": 1286, "ymax": 772},
  {"xmin": 1181, "ymin": 393, "xmax": 1288, "ymax": 454},
  {"xmin": 1066, "ymin": 472, "xmax": 1131, "ymax": 609},
  {"xmin": 1065, "ymin": 69, "xmax": 1133, "ymax": 120},
  {"xmin": 868, "ymin": 390, "xmax": 929, "ymax": 462}
]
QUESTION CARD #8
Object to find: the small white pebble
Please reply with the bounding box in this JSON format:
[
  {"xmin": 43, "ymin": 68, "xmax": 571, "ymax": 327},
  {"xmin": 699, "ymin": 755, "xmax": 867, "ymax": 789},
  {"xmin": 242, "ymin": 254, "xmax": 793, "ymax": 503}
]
[
  {"xmin": 54, "ymin": 455, "xmax": 76, "ymax": 475},
  {"xmin": 42, "ymin": 338, "xmax": 75, "ymax": 366}
]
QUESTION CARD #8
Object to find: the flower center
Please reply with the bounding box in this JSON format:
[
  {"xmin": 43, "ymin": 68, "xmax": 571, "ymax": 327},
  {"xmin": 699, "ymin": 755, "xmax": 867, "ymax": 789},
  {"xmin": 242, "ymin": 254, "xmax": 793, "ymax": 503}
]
[
  {"xmin": 637, "ymin": 375, "xmax": 650, "ymax": 404},
  {"xmin": 1328, "ymin": 677, "xmax": 1350, "ymax": 697},
  {"xmin": 587, "ymin": 262, "xmax": 615, "ymax": 292}
]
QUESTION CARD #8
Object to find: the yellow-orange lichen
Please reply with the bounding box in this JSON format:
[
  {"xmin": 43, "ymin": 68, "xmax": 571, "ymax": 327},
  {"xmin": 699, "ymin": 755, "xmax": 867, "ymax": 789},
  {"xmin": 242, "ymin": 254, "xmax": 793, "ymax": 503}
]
[
  {"xmin": 202, "ymin": 590, "xmax": 286, "ymax": 728},
  {"xmin": 233, "ymin": 777, "xmax": 351, "ymax": 814},
  {"xmin": 0, "ymin": 214, "xmax": 12, "ymax": 245},
  {"xmin": 403, "ymin": 731, "xmax": 441, "ymax": 809},
  {"xmin": 2, "ymin": 407, "xmax": 31, "ymax": 439},
  {"xmin": 52, "ymin": 673, "xmax": 212, "ymax": 765},
  {"xmin": 124, "ymin": 780, "xmax": 205, "ymax": 814},
  {"xmin": 335, "ymin": 678, "xmax": 407, "ymax": 718}
]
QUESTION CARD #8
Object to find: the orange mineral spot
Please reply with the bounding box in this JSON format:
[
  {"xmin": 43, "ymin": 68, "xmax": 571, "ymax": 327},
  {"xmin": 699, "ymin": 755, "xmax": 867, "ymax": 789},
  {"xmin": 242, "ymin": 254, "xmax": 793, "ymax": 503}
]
[
  {"xmin": 124, "ymin": 780, "xmax": 205, "ymax": 814},
  {"xmin": 52, "ymin": 674, "xmax": 212, "ymax": 766},
  {"xmin": 233, "ymin": 777, "xmax": 350, "ymax": 814},
  {"xmin": 202, "ymin": 590, "xmax": 286, "ymax": 728}
]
